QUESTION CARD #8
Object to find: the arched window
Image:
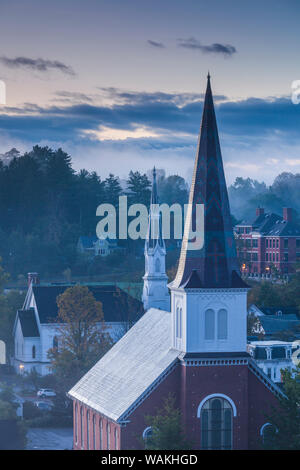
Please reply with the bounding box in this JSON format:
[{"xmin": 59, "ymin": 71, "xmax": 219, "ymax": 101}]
[
  {"xmin": 75, "ymin": 404, "xmax": 78, "ymax": 444},
  {"xmin": 53, "ymin": 336, "xmax": 58, "ymax": 349},
  {"xmin": 200, "ymin": 397, "xmax": 233, "ymax": 450},
  {"xmin": 176, "ymin": 307, "xmax": 182, "ymax": 339},
  {"xmin": 32, "ymin": 345, "xmax": 36, "ymax": 359},
  {"xmin": 217, "ymin": 309, "xmax": 228, "ymax": 340},
  {"xmin": 114, "ymin": 428, "xmax": 118, "ymax": 449},
  {"xmin": 260, "ymin": 423, "xmax": 276, "ymax": 447},
  {"xmin": 155, "ymin": 258, "xmax": 161, "ymax": 273},
  {"xmin": 86, "ymin": 410, "xmax": 90, "ymax": 450},
  {"xmin": 205, "ymin": 309, "xmax": 215, "ymax": 340},
  {"xmin": 107, "ymin": 422, "xmax": 110, "ymax": 450},
  {"xmin": 80, "ymin": 407, "xmax": 83, "ymax": 448},
  {"xmin": 143, "ymin": 426, "xmax": 153, "ymax": 441},
  {"xmin": 93, "ymin": 415, "xmax": 96, "ymax": 449},
  {"xmin": 99, "ymin": 419, "xmax": 103, "ymax": 449}
]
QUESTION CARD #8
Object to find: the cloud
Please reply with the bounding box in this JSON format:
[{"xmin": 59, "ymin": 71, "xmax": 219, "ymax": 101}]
[
  {"xmin": 0, "ymin": 56, "xmax": 75, "ymax": 75},
  {"xmin": 53, "ymin": 91, "xmax": 93, "ymax": 103},
  {"xmin": 0, "ymin": 91, "xmax": 300, "ymax": 184},
  {"xmin": 177, "ymin": 37, "xmax": 237, "ymax": 56},
  {"xmin": 147, "ymin": 40, "xmax": 165, "ymax": 48}
]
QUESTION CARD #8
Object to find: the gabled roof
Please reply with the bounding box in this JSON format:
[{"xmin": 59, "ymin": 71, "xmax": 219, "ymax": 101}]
[
  {"xmin": 68, "ymin": 308, "xmax": 180, "ymax": 422},
  {"xmin": 17, "ymin": 308, "xmax": 39, "ymax": 337},
  {"xmin": 32, "ymin": 284, "xmax": 143, "ymax": 324},
  {"xmin": 268, "ymin": 220, "xmax": 300, "ymax": 237},
  {"xmin": 260, "ymin": 306, "xmax": 299, "ymax": 316},
  {"xmin": 259, "ymin": 315, "xmax": 300, "ymax": 335},
  {"xmin": 172, "ymin": 75, "xmax": 246, "ymax": 289},
  {"xmin": 78, "ymin": 236, "xmax": 98, "ymax": 249}
]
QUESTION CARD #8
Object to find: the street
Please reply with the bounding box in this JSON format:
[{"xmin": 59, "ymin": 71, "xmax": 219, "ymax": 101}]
[{"xmin": 26, "ymin": 428, "xmax": 73, "ymax": 450}]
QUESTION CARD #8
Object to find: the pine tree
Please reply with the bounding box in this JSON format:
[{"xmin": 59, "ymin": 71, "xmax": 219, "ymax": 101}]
[{"xmin": 144, "ymin": 393, "xmax": 193, "ymax": 450}]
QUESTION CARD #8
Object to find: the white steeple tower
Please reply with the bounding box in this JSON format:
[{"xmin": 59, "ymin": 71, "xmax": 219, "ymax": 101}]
[{"xmin": 142, "ymin": 168, "xmax": 170, "ymax": 311}]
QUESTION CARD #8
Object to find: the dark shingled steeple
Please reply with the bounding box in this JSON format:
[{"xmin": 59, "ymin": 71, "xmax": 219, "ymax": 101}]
[{"xmin": 172, "ymin": 75, "xmax": 247, "ymax": 289}]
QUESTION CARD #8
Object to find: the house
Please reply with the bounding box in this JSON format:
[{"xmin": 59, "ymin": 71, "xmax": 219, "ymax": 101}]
[
  {"xmin": 247, "ymin": 340, "xmax": 299, "ymax": 383},
  {"xmin": 13, "ymin": 273, "xmax": 143, "ymax": 376},
  {"xmin": 248, "ymin": 304, "xmax": 300, "ymax": 339},
  {"xmin": 68, "ymin": 75, "xmax": 283, "ymax": 450},
  {"xmin": 77, "ymin": 236, "xmax": 125, "ymax": 258},
  {"xmin": 235, "ymin": 207, "xmax": 300, "ymax": 278}
]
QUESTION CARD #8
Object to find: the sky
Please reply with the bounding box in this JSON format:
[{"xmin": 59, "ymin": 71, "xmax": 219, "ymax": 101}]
[{"xmin": 0, "ymin": 0, "xmax": 299, "ymax": 184}]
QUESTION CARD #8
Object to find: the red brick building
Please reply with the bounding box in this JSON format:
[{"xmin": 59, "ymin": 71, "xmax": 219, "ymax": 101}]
[
  {"xmin": 235, "ymin": 207, "xmax": 300, "ymax": 278},
  {"xmin": 68, "ymin": 75, "xmax": 283, "ymax": 450}
]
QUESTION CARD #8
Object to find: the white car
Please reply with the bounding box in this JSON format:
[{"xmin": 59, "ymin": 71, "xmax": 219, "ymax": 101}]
[{"xmin": 36, "ymin": 388, "xmax": 56, "ymax": 398}]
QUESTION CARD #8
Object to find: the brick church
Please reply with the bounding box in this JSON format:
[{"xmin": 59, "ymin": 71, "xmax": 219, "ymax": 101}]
[{"xmin": 68, "ymin": 75, "xmax": 283, "ymax": 450}]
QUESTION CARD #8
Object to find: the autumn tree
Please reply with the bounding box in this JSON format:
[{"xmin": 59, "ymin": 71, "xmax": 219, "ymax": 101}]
[{"xmin": 48, "ymin": 285, "xmax": 112, "ymax": 391}]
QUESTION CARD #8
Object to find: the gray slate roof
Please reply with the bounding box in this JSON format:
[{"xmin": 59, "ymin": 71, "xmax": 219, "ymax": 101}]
[
  {"xmin": 68, "ymin": 308, "xmax": 179, "ymax": 422},
  {"xmin": 260, "ymin": 315, "xmax": 300, "ymax": 335},
  {"xmin": 18, "ymin": 308, "xmax": 39, "ymax": 337}
]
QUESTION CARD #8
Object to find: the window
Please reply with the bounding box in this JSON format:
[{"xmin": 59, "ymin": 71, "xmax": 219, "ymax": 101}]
[
  {"xmin": 86, "ymin": 410, "xmax": 90, "ymax": 450},
  {"xmin": 276, "ymin": 253, "xmax": 279, "ymax": 262},
  {"xmin": 284, "ymin": 239, "xmax": 288, "ymax": 249},
  {"xmin": 252, "ymin": 239, "xmax": 258, "ymax": 248},
  {"xmin": 252, "ymin": 252, "xmax": 258, "ymax": 261},
  {"xmin": 261, "ymin": 423, "xmax": 276, "ymax": 446},
  {"xmin": 284, "ymin": 253, "xmax": 288, "ymax": 262},
  {"xmin": 53, "ymin": 336, "xmax": 58, "ymax": 349},
  {"xmin": 217, "ymin": 309, "xmax": 228, "ymax": 340},
  {"xmin": 297, "ymin": 239, "xmax": 300, "ymax": 249},
  {"xmin": 272, "ymin": 239, "xmax": 275, "ymax": 248},
  {"xmin": 205, "ymin": 309, "xmax": 215, "ymax": 340},
  {"xmin": 75, "ymin": 404, "xmax": 78, "ymax": 444},
  {"xmin": 155, "ymin": 258, "xmax": 161, "ymax": 273},
  {"xmin": 176, "ymin": 307, "xmax": 182, "ymax": 339},
  {"xmin": 80, "ymin": 407, "xmax": 83, "ymax": 448},
  {"xmin": 266, "ymin": 253, "xmax": 269, "ymax": 261},
  {"xmin": 266, "ymin": 239, "xmax": 269, "ymax": 248},
  {"xmin": 107, "ymin": 423, "xmax": 110, "ymax": 450},
  {"xmin": 276, "ymin": 239, "xmax": 279, "ymax": 248},
  {"xmin": 143, "ymin": 427, "xmax": 153, "ymax": 441},
  {"xmin": 201, "ymin": 397, "xmax": 233, "ymax": 450},
  {"xmin": 32, "ymin": 345, "xmax": 36, "ymax": 359},
  {"xmin": 93, "ymin": 415, "xmax": 96, "ymax": 449},
  {"xmin": 99, "ymin": 420, "xmax": 103, "ymax": 449},
  {"xmin": 114, "ymin": 428, "xmax": 118, "ymax": 449}
]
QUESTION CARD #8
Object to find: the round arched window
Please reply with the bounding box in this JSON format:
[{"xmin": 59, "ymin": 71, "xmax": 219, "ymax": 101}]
[{"xmin": 201, "ymin": 397, "xmax": 233, "ymax": 450}]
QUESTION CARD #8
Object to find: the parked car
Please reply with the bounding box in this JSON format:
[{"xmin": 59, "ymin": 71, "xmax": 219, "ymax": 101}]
[
  {"xmin": 34, "ymin": 401, "xmax": 53, "ymax": 412},
  {"xmin": 36, "ymin": 388, "xmax": 56, "ymax": 398}
]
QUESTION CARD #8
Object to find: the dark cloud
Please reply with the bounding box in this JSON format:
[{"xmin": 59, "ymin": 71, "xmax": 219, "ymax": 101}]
[
  {"xmin": 0, "ymin": 56, "xmax": 75, "ymax": 75},
  {"xmin": 0, "ymin": 93, "xmax": 299, "ymax": 147},
  {"xmin": 53, "ymin": 91, "xmax": 93, "ymax": 102},
  {"xmin": 97, "ymin": 87, "xmax": 227, "ymax": 107},
  {"xmin": 177, "ymin": 37, "xmax": 237, "ymax": 56},
  {"xmin": 147, "ymin": 40, "xmax": 165, "ymax": 48}
]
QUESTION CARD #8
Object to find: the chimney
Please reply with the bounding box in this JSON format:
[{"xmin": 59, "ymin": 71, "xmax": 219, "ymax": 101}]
[
  {"xmin": 256, "ymin": 207, "xmax": 264, "ymax": 217},
  {"xmin": 283, "ymin": 207, "xmax": 292, "ymax": 222},
  {"xmin": 27, "ymin": 272, "xmax": 39, "ymax": 287}
]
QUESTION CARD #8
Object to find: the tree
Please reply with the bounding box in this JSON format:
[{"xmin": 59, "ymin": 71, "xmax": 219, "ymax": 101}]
[
  {"xmin": 263, "ymin": 366, "xmax": 300, "ymax": 449},
  {"xmin": 126, "ymin": 171, "xmax": 151, "ymax": 207},
  {"xmin": 48, "ymin": 285, "xmax": 112, "ymax": 391},
  {"xmin": 143, "ymin": 393, "xmax": 193, "ymax": 450}
]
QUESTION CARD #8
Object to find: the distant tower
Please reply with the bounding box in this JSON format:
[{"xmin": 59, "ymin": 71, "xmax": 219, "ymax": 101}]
[{"xmin": 142, "ymin": 168, "xmax": 170, "ymax": 311}]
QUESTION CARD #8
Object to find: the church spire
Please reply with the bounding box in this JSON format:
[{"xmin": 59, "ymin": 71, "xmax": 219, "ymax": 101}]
[
  {"xmin": 142, "ymin": 168, "xmax": 170, "ymax": 312},
  {"xmin": 172, "ymin": 75, "xmax": 246, "ymax": 289}
]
